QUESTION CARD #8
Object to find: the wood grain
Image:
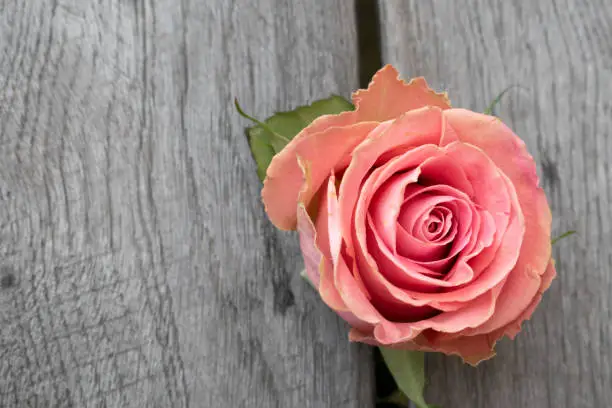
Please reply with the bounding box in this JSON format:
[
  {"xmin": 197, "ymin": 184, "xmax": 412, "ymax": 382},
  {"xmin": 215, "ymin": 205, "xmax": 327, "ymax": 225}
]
[
  {"xmin": 0, "ymin": 1, "xmax": 373, "ymax": 407},
  {"xmin": 378, "ymin": 1, "xmax": 612, "ymax": 407}
]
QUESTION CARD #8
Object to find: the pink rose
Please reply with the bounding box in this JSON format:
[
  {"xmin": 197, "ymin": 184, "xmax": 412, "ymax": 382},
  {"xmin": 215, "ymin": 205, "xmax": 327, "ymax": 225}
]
[{"xmin": 262, "ymin": 65, "xmax": 554, "ymax": 365}]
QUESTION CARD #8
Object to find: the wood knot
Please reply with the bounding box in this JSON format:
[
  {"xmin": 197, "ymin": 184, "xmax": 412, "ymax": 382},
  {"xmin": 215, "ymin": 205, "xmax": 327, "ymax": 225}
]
[
  {"xmin": 540, "ymin": 154, "xmax": 560, "ymax": 187},
  {"xmin": 0, "ymin": 267, "xmax": 16, "ymax": 289}
]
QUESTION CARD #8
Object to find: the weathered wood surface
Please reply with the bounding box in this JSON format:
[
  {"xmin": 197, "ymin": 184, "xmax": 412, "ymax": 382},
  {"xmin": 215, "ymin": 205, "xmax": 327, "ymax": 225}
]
[
  {"xmin": 379, "ymin": 1, "xmax": 612, "ymax": 407},
  {"xmin": 0, "ymin": 1, "xmax": 374, "ymax": 407}
]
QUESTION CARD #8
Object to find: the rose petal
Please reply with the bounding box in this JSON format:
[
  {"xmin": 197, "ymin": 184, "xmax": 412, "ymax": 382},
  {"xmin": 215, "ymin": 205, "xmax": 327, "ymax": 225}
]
[
  {"xmin": 326, "ymin": 173, "xmax": 382, "ymax": 327},
  {"xmin": 369, "ymin": 171, "xmax": 418, "ymax": 250},
  {"xmin": 462, "ymin": 258, "xmax": 556, "ymax": 336},
  {"xmin": 417, "ymin": 153, "xmax": 474, "ymax": 195},
  {"xmin": 262, "ymin": 122, "xmax": 379, "ymax": 230},
  {"xmin": 421, "ymin": 333, "xmax": 498, "ymax": 366},
  {"xmin": 351, "ymin": 328, "xmax": 497, "ymax": 366},
  {"xmin": 352, "ymin": 65, "xmax": 451, "ymax": 122},
  {"xmin": 395, "ymin": 221, "xmax": 451, "ymax": 262},
  {"xmin": 398, "ymin": 192, "xmax": 454, "ymax": 235},
  {"xmin": 498, "ymin": 259, "xmax": 556, "ymax": 339},
  {"xmin": 539, "ymin": 258, "xmax": 557, "ymax": 293},
  {"xmin": 296, "ymin": 204, "xmax": 322, "ymax": 288}
]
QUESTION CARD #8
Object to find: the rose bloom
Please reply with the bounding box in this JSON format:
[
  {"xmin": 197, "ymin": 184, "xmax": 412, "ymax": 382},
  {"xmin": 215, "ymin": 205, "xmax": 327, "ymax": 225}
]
[{"xmin": 262, "ymin": 65, "xmax": 554, "ymax": 364}]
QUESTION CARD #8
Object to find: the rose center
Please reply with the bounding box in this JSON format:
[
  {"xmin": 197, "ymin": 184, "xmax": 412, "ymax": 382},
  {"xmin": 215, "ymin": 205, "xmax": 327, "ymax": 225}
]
[{"xmin": 412, "ymin": 205, "xmax": 453, "ymax": 243}]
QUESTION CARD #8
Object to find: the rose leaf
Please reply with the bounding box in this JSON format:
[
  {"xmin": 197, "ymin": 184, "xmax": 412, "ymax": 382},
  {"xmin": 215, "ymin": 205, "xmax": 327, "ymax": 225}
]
[
  {"xmin": 380, "ymin": 347, "xmax": 437, "ymax": 408},
  {"xmin": 235, "ymin": 96, "xmax": 354, "ymax": 181}
]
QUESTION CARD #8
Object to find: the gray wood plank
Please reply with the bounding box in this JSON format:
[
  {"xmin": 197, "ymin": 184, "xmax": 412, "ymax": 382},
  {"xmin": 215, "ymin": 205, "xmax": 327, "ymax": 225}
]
[
  {"xmin": 378, "ymin": 1, "xmax": 612, "ymax": 407},
  {"xmin": 0, "ymin": 1, "xmax": 373, "ymax": 407}
]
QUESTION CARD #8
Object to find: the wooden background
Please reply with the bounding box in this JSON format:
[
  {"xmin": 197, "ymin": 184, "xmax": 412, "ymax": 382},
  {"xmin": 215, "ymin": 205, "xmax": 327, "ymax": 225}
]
[{"xmin": 0, "ymin": 0, "xmax": 609, "ymax": 407}]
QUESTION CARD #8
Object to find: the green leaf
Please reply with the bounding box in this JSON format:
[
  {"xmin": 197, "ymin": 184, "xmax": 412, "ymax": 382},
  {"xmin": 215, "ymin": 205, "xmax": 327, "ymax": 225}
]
[
  {"xmin": 379, "ymin": 347, "xmax": 435, "ymax": 408},
  {"xmin": 551, "ymin": 230, "xmax": 576, "ymax": 245},
  {"xmin": 236, "ymin": 96, "xmax": 354, "ymax": 181},
  {"xmin": 247, "ymin": 126, "xmax": 277, "ymax": 180},
  {"xmin": 484, "ymin": 85, "xmax": 525, "ymax": 116}
]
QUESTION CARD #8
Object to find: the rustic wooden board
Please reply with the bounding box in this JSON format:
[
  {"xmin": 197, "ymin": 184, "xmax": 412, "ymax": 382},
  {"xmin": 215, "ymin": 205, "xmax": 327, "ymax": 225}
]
[
  {"xmin": 378, "ymin": 1, "xmax": 612, "ymax": 407},
  {"xmin": 0, "ymin": 1, "xmax": 373, "ymax": 407}
]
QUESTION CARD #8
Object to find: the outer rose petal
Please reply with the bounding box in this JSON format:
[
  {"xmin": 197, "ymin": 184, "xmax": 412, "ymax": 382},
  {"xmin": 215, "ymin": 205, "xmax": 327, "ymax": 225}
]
[
  {"xmin": 296, "ymin": 204, "xmax": 321, "ymax": 288},
  {"xmin": 262, "ymin": 122, "xmax": 379, "ymax": 230},
  {"xmin": 399, "ymin": 260, "xmax": 557, "ymax": 365},
  {"xmin": 462, "ymin": 259, "xmax": 544, "ymax": 335},
  {"xmin": 302, "ymin": 65, "xmax": 451, "ymax": 137},
  {"xmin": 425, "ymin": 334, "xmax": 497, "ymax": 366},
  {"xmin": 326, "ymin": 174, "xmax": 382, "ymax": 329},
  {"xmin": 351, "ymin": 65, "xmax": 451, "ymax": 121},
  {"xmin": 495, "ymin": 259, "xmax": 556, "ymax": 339},
  {"xmin": 349, "ymin": 328, "xmax": 496, "ymax": 365}
]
